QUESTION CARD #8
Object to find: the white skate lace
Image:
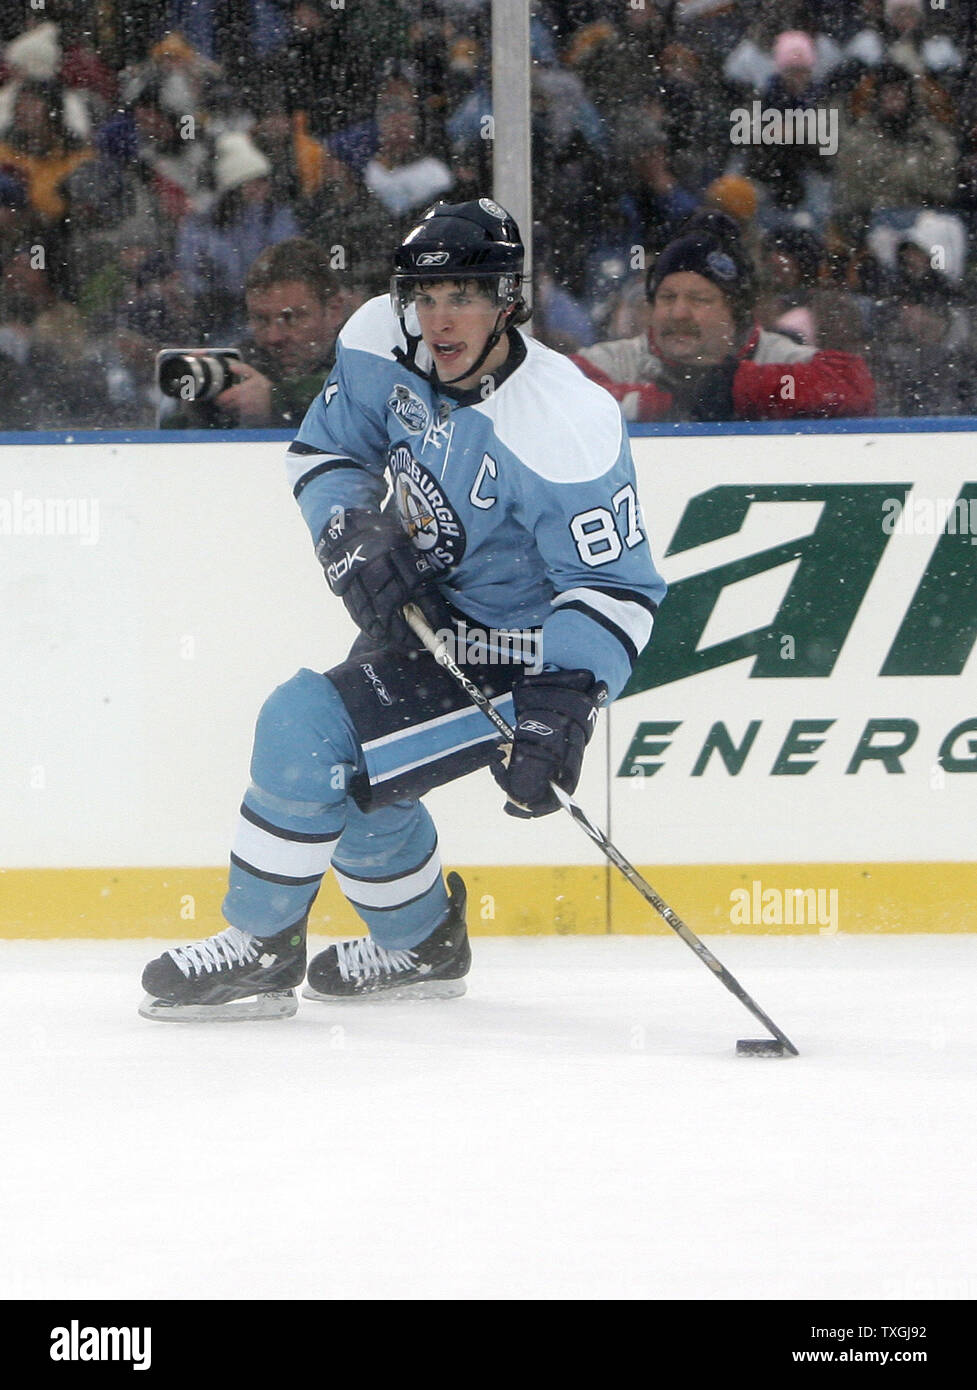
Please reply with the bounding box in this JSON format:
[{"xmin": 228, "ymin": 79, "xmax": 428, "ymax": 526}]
[
  {"xmin": 336, "ymin": 937, "xmax": 418, "ymax": 983},
  {"xmin": 168, "ymin": 926, "xmax": 260, "ymax": 979}
]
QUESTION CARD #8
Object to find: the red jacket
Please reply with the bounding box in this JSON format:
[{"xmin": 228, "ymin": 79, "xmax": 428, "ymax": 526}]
[{"xmin": 572, "ymin": 324, "xmax": 876, "ymax": 422}]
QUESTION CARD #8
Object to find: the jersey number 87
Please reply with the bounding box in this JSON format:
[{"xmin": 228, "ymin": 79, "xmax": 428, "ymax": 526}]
[{"xmin": 570, "ymin": 483, "xmax": 644, "ymax": 566}]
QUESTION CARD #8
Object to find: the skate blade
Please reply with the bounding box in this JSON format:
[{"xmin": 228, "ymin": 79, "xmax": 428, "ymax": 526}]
[
  {"xmin": 301, "ymin": 978, "xmax": 467, "ymax": 1004},
  {"xmin": 138, "ymin": 988, "xmax": 298, "ymax": 1022}
]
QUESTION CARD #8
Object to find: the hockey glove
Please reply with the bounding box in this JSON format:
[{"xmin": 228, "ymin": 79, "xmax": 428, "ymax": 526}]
[
  {"xmin": 491, "ymin": 669, "xmax": 607, "ymax": 818},
  {"xmin": 316, "ymin": 507, "xmax": 452, "ymax": 647}
]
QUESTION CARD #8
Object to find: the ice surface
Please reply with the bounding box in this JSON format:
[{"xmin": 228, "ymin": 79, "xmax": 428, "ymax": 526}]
[{"xmin": 1, "ymin": 934, "xmax": 974, "ymax": 1302}]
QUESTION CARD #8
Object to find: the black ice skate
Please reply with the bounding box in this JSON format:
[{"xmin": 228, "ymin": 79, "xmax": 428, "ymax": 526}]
[
  {"xmin": 139, "ymin": 920, "xmax": 307, "ymax": 1022},
  {"xmin": 303, "ymin": 871, "xmax": 471, "ymax": 1001}
]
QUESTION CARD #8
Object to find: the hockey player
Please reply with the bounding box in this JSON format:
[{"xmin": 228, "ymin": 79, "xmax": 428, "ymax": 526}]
[{"xmin": 140, "ymin": 198, "xmax": 666, "ymax": 1020}]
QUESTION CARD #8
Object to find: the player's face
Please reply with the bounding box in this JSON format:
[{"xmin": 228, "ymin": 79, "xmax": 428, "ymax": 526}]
[
  {"xmin": 247, "ymin": 280, "xmax": 351, "ymax": 376},
  {"xmin": 412, "ymin": 280, "xmax": 509, "ymax": 387},
  {"xmin": 651, "ymin": 272, "xmax": 737, "ymax": 365}
]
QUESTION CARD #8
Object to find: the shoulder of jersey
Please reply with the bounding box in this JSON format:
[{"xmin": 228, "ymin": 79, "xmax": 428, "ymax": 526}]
[
  {"xmin": 337, "ymin": 292, "xmax": 406, "ymax": 360},
  {"xmin": 479, "ymin": 333, "xmax": 624, "ymax": 484}
]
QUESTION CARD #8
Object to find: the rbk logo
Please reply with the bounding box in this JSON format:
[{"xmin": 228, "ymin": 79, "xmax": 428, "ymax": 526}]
[
  {"xmin": 325, "ymin": 545, "xmax": 365, "ymax": 585},
  {"xmin": 361, "ymin": 662, "xmax": 394, "ymax": 706},
  {"xmin": 520, "ymin": 720, "xmax": 554, "ymax": 736}
]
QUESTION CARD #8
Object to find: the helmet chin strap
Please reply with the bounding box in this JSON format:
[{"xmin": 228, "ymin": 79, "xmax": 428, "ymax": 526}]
[
  {"xmin": 432, "ymin": 307, "xmax": 513, "ymax": 389},
  {"xmin": 393, "ymin": 302, "xmax": 517, "ymax": 390}
]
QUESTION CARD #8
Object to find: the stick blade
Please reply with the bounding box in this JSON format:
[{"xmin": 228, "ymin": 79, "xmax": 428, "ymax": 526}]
[{"xmin": 736, "ymin": 1037, "xmax": 796, "ymax": 1058}]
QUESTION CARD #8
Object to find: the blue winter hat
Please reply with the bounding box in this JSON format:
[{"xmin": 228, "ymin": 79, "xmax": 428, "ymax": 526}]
[{"xmin": 646, "ymin": 210, "xmax": 756, "ymax": 323}]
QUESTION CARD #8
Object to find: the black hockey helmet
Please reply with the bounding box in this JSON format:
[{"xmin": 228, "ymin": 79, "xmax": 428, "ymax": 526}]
[{"xmin": 391, "ymin": 198, "xmax": 527, "ymax": 318}]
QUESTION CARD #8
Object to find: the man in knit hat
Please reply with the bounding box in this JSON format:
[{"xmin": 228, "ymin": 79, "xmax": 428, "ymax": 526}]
[{"xmin": 572, "ymin": 210, "xmax": 875, "ymax": 422}]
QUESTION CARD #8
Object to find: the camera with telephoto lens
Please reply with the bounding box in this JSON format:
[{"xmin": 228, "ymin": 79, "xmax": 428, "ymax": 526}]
[{"xmin": 156, "ymin": 348, "xmax": 242, "ymax": 403}]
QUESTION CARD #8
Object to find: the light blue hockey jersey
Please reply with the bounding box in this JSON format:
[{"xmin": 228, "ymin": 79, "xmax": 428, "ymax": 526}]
[{"xmin": 287, "ymin": 294, "xmax": 666, "ymax": 698}]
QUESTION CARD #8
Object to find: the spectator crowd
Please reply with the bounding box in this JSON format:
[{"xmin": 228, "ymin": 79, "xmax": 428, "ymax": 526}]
[{"xmin": 1, "ymin": 0, "xmax": 976, "ymax": 429}]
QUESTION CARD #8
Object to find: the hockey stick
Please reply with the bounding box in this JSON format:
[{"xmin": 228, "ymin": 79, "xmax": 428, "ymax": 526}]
[{"xmin": 403, "ymin": 603, "xmax": 799, "ymax": 1056}]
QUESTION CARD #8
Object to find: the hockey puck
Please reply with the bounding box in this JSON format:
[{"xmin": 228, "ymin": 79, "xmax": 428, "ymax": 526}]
[{"xmin": 736, "ymin": 1038, "xmax": 794, "ymax": 1058}]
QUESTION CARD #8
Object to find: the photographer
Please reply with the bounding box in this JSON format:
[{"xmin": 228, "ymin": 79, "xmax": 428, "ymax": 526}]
[{"xmin": 161, "ymin": 238, "xmax": 361, "ymax": 429}]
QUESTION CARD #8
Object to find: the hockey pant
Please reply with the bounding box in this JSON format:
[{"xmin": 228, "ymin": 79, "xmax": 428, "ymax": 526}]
[{"xmin": 222, "ymin": 639, "xmax": 530, "ymax": 950}]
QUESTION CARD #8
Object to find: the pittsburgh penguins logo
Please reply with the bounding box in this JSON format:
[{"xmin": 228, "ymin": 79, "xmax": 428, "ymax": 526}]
[
  {"xmin": 397, "ymin": 477, "xmax": 438, "ymax": 548},
  {"xmin": 388, "ymin": 445, "xmax": 467, "ymax": 573}
]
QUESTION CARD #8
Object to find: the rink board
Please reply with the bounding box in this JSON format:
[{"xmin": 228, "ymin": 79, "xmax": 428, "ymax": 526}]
[
  {"xmin": 2, "ymin": 862, "xmax": 976, "ymax": 938},
  {"xmin": 1, "ymin": 422, "xmax": 975, "ymax": 936}
]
